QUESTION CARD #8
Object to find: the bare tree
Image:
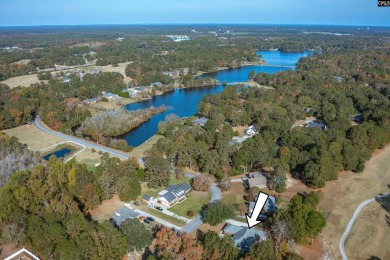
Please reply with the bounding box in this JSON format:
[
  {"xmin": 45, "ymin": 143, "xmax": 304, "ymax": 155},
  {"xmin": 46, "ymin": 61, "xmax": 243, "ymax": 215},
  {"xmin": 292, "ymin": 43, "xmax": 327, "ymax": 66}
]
[
  {"xmin": 271, "ymin": 220, "xmax": 290, "ymax": 252},
  {"xmin": 192, "ymin": 173, "xmax": 213, "ymax": 192}
]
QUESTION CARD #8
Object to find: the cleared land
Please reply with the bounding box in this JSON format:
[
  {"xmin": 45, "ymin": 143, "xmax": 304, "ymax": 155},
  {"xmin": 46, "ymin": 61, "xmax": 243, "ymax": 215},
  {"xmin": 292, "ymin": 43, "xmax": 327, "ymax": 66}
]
[
  {"xmin": 90, "ymin": 194, "xmax": 124, "ymax": 223},
  {"xmin": 130, "ymin": 134, "xmax": 164, "ymax": 158},
  {"xmin": 1, "ymin": 74, "xmax": 47, "ymax": 89},
  {"xmin": 87, "ymin": 98, "xmax": 137, "ymax": 112},
  {"xmin": 3, "ymin": 124, "xmax": 66, "ymax": 149},
  {"xmin": 299, "ymin": 144, "xmax": 390, "ymax": 259}
]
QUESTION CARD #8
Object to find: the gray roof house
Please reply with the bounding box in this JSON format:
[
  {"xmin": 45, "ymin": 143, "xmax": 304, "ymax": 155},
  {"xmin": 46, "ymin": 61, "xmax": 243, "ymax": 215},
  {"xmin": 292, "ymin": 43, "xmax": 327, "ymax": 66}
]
[
  {"xmin": 158, "ymin": 183, "xmax": 191, "ymax": 207},
  {"xmin": 110, "ymin": 207, "xmax": 140, "ymax": 227},
  {"xmin": 249, "ymin": 195, "xmax": 277, "ymax": 214},
  {"xmin": 243, "ymin": 172, "xmax": 267, "ymax": 189},
  {"xmin": 193, "ymin": 117, "xmax": 209, "ymax": 126},
  {"xmin": 306, "ymin": 121, "xmax": 327, "ymax": 130},
  {"xmin": 222, "ymin": 224, "xmax": 268, "ymax": 252}
]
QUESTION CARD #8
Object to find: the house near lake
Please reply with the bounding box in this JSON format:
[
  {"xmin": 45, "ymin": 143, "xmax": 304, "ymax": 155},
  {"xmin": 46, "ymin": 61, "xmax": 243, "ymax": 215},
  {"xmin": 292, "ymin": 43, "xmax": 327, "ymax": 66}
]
[
  {"xmin": 102, "ymin": 92, "xmax": 120, "ymax": 101},
  {"xmin": 221, "ymin": 223, "xmax": 268, "ymax": 252},
  {"xmin": 193, "ymin": 117, "xmax": 209, "ymax": 127},
  {"xmin": 157, "ymin": 183, "xmax": 191, "ymax": 207},
  {"xmin": 83, "ymin": 97, "xmax": 99, "ymax": 105}
]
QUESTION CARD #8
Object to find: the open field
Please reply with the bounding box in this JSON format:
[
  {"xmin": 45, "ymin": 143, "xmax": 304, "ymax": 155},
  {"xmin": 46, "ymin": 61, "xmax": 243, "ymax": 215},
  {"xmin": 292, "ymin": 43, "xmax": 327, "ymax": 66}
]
[
  {"xmin": 130, "ymin": 134, "xmax": 164, "ymax": 158},
  {"xmin": 87, "ymin": 97, "xmax": 137, "ymax": 111},
  {"xmin": 345, "ymin": 202, "xmax": 390, "ymax": 259},
  {"xmin": 2, "ymin": 124, "xmax": 121, "ymax": 168},
  {"xmin": 221, "ymin": 182, "xmax": 247, "ymax": 213},
  {"xmin": 90, "ymin": 194, "xmax": 124, "ymax": 223},
  {"xmin": 170, "ymin": 191, "xmax": 210, "ymax": 217},
  {"xmin": 299, "ymin": 144, "xmax": 390, "ymax": 259},
  {"xmin": 73, "ymin": 148, "xmax": 103, "ymax": 170},
  {"xmin": 3, "ymin": 124, "xmax": 66, "ymax": 149},
  {"xmin": 1, "ymin": 74, "xmax": 46, "ymax": 89}
]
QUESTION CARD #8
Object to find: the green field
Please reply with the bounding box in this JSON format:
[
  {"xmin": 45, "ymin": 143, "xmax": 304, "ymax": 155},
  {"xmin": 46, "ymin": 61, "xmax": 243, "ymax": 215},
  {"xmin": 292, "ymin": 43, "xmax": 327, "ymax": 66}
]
[{"xmin": 169, "ymin": 191, "xmax": 210, "ymax": 217}]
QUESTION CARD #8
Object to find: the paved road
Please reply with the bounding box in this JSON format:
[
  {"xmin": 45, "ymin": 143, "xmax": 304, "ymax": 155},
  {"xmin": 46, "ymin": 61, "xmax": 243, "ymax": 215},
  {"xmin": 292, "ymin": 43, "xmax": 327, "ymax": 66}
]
[
  {"xmin": 181, "ymin": 183, "xmax": 222, "ymax": 234},
  {"xmin": 339, "ymin": 193, "xmax": 390, "ymax": 260},
  {"xmin": 34, "ymin": 116, "xmax": 130, "ymax": 159},
  {"xmin": 210, "ymin": 184, "xmax": 221, "ymax": 203}
]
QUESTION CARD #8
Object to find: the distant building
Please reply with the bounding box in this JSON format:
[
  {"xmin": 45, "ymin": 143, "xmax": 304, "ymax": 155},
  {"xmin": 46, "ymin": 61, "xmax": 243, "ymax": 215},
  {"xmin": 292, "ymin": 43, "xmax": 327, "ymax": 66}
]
[
  {"xmin": 83, "ymin": 98, "xmax": 98, "ymax": 105},
  {"xmin": 193, "ymin": 117, "xmax": 209, "ymax": 126},
  {"xmin": 222, "ymin": 223, "xmax": 268, "ymax": 252},
  {"xmin": 150, "ymin": 82, "xmax": 163, "ymax": 88},
  {"xmin": 4, "ymin": 248, "xmax": 40, "ymax": 260},
  {"xmin": 245, "ymin": 125, "xmax": 257, "ymax": 136},
  {"xmin": 300, "ymin": 119, "xmax": 327, "ymax": 130},
  {"xmin": 157, "ymin": 183, "xmax": 191, "ymax": 207},
  {"xmin": 102, "ymin": 92, "xmax": 120, "ymax": 101}
]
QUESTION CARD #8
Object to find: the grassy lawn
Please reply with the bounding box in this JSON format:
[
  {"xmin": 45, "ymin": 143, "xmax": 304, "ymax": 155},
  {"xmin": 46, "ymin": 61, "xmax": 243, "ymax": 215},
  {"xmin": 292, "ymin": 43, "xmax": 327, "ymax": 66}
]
[
  {"xmin": 130, "ymin": 134, "xmax": 164, "ymax": 158},
  {"xmin": 221, "ymin": 183, "xmax": 246, "ymax": 205},
  {"xmin": 170, "ymin": 191, "xmax": 210, "ymax": 217},
  {"xmin": 139, "ymin": 205, "xmax": 185, "ymax": 227},
  {"xmin": 169, "ymin": 176, "xmax": 190, "ymax": 185},
  {"xmin": 3, "ymin": 124, "xmax": 65, "ymax": 150}
]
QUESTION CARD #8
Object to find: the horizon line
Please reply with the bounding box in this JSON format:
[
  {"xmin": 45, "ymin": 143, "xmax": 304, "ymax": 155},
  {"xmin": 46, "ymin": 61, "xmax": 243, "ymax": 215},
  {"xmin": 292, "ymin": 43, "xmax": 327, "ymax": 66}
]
[{"xmin": 0, "ymin": 23, "xmax": 389, "ymax": 28}]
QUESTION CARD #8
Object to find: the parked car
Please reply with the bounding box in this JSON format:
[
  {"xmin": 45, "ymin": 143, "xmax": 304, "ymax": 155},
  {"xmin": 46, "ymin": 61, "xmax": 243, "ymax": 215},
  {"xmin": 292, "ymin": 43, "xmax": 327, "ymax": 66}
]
[
  {"xmin": 155, "ymin": 206, "xmax": 163, "ymax": 211},
  {"xmin": 133, "ymin": 201, "xmax": 140, "ymax": 206},
  {"xmin": 144, "ymin": 218, "xmax": 151, "ymax": 224},
  {"xmin": 146, "ymin": 217, "xmax": 155, "ymax": 222}
]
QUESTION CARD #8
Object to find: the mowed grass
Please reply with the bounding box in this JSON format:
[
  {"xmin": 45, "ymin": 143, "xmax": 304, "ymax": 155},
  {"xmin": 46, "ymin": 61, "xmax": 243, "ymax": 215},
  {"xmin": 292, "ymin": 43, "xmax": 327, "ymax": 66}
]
[
  {"xmin": 130, "ymin": 134, "xmax": 164, "ymax": 158},
  {"xmin": 3, "ymin": 124, "xmax": 65, "ymax": 149},
  {"xmin": 138, "ymin": 205, "xmax": 185, "ymax": 227},
  {"xmin": 221, "ymin": 183, "xmax": 246, "ymax": 206},
  {"xmin": 170, "ymin": 191, "xmax": 210, "ymax": 217}
]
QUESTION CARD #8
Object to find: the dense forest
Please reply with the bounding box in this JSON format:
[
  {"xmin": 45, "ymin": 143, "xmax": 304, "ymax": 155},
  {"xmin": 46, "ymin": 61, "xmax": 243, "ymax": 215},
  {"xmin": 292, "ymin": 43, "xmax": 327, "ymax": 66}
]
[{"xmin": 0, "ymin": 132, "xmax": 41, "ymax": 187}]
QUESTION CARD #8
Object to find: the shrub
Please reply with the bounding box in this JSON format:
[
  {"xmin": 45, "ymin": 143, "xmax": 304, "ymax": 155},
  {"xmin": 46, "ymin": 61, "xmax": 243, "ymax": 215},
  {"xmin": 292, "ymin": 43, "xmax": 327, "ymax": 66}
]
[{"xmin": 187, "ymin": 210, "xmax": 195, "ymax": 218}]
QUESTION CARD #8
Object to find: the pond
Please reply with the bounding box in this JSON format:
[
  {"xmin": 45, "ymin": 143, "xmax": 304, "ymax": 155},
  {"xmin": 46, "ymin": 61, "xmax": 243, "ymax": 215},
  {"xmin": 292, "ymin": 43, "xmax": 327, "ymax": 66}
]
[
  {"xmin": 43, "ymin": 148, "xmax": 72, "ymax": 160},
  {"xmin": 123, "ymin": 50, "xmax": 310, "ymax": 147}
]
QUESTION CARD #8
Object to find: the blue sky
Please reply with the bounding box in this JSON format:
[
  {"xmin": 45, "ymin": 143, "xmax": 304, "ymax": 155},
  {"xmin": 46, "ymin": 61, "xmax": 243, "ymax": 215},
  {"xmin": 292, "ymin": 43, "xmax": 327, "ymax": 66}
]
[{"xmin": 0, "ymin": 0, "xmax": 389, "ymax": 26}]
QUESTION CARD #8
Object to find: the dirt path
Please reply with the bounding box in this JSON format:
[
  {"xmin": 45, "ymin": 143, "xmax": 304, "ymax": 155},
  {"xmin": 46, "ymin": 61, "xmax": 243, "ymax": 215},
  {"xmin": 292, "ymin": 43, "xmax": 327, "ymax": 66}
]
[{"xmin": 299, "ymin": 144, "xmax": 390, "ymax": 259}]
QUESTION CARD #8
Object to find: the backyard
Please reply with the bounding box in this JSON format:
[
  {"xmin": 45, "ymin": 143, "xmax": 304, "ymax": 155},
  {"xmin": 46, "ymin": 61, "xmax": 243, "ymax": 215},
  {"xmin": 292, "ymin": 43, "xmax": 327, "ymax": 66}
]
[{"xmin": 169, "ymin": 190, "xmax": 210, "ymax": 217}]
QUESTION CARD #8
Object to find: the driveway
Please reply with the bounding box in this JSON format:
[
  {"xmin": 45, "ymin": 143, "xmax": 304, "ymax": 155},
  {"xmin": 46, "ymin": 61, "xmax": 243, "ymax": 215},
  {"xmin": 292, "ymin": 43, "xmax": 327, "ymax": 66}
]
[
  {"xmin": 181, "ymin": 183, "xmax": 222, "ymax": 234},
  {"xmin": 132, "ymin": 208, "xmax": 182, "ymax": 231},
  {"xmin": 34, "ymin": 116, "xmax": 130, "ymax": 159}
]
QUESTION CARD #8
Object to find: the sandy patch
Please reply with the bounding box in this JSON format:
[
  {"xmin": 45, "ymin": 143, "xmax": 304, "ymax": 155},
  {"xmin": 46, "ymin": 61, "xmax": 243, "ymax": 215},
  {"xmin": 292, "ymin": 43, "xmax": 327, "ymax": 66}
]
[{"xmin": 90, "ymin": 194, "xmax": 124, "ymax": 223}]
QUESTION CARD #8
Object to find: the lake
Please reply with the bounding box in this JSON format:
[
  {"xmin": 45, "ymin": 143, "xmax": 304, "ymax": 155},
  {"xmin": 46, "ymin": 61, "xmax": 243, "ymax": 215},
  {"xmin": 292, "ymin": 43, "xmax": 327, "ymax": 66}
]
[
  {"xmin": 124, "ymin": 50, "xmax": 309, "ymax": 147},
  {"xmin": 43, "ymin": 148, "xmax": 72, "ymax": 160}
]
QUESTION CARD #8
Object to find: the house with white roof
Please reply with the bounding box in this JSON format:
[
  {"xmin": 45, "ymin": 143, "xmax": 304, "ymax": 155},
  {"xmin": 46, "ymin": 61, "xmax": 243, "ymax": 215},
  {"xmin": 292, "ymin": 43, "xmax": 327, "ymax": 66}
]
[{"xmin": 157, "ymin": 183, "xmax": 191, "ymax": 207}]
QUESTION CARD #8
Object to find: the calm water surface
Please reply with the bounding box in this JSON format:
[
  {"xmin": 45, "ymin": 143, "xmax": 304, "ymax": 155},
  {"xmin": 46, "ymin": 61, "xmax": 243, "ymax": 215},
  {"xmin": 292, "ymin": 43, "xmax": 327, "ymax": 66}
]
[
  {"xmin": 43, "ymin": 148, "xmax": 72, "ymax": 160},
  {"xmin": 124, "ymin": 51, "xmax": 309, "ymax": 146}
]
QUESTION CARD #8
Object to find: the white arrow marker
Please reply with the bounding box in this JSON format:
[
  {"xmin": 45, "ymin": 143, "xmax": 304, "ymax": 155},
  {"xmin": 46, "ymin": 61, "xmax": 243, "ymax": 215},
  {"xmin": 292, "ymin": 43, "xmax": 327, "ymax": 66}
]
[{"xmin": 246, "ymin": 192, "xmax": 269, "ymax": 228}]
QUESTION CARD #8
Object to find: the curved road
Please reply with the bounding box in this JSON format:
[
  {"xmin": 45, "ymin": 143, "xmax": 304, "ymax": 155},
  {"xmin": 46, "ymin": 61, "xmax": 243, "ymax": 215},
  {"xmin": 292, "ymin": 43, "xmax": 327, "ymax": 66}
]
[
  {"xmin": 339, "ymin": 193, "xmax": 390, "ymax": 260},
  {"xmin": 34, "ymin": 116, "xmax": 129, "ymax": 159}
]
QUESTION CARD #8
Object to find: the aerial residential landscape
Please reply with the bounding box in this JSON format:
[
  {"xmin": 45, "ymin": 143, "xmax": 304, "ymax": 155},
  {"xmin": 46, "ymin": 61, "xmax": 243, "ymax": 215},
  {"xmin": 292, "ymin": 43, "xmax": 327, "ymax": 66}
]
[{"xmin": 0, "ymin": 1, "xmax": 389, "ymax": 260}]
